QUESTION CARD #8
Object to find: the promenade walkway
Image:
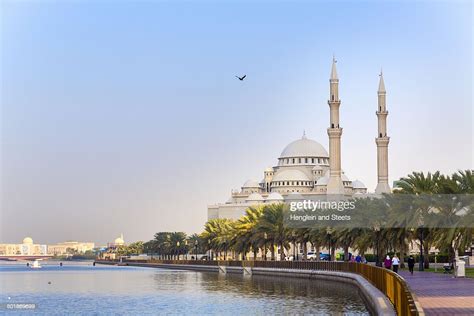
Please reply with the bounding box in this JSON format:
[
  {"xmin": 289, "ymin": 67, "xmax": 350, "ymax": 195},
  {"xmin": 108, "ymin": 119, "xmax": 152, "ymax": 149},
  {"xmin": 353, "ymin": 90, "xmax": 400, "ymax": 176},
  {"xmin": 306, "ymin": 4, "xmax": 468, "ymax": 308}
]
[{"xmin": 399, "ymin": 270, "xmax": 474, "ymax": 315}]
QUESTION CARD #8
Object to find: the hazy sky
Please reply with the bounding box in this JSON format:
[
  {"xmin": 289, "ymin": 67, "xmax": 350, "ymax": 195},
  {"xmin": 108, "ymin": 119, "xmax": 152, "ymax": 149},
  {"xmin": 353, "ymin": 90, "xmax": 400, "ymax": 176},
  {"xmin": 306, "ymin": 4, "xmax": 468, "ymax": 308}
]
[{"xmin": 1, "ymin": 0, "xmax": 472, "ymax": 245}]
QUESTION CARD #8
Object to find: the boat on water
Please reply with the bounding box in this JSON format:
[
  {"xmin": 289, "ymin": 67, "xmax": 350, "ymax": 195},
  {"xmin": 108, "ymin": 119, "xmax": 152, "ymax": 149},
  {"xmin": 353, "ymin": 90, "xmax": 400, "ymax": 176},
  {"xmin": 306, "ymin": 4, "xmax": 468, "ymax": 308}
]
[{"xmin": 31, "ymin": 259, "xmax": 42, "ymax": 269}]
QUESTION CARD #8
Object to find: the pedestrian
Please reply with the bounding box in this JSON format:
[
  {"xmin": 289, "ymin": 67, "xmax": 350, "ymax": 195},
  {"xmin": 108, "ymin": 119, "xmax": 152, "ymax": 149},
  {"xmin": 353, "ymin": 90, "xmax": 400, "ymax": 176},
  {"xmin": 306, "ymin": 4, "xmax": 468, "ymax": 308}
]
[
  {"xmin": 384, "ymin": 255, "xmax": 392, "ymax": 269},
  {"xmin": 362, "ymin": 256, "xmax": 367, "ymax": 264},
  {"xmin": 407, "ymin": 255, "xmax": 415, "ymax": 275},
  {"xmin": 392, "ymin": 254, "xmax": 400, "ymax": 273},
  {"xmin": 355, "ymin": 254, "xmax": 362, "ymax": 263}
]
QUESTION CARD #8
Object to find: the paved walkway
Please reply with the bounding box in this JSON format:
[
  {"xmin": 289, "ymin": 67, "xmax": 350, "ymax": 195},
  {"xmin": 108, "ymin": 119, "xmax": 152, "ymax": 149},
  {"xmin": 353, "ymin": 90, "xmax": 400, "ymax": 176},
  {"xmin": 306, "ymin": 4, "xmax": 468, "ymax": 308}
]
[{"xmin": 399, "ymin": 270, "xmax": 474, "ymax": 315}]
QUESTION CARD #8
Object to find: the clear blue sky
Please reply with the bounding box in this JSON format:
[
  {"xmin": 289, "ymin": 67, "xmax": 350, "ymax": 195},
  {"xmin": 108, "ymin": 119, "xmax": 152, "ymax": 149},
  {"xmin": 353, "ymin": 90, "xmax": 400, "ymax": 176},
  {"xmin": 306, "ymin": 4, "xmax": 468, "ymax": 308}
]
[{"xmin": 1, "ymin": 0, "xmax": 472, "ymax": 244}]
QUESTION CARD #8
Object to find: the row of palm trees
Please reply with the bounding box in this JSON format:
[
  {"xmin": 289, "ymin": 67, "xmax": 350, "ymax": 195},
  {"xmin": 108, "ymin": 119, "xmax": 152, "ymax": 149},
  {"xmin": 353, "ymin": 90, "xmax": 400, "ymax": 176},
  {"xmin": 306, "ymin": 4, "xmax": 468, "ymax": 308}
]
[{"xmin": 143, "ymin": 170, "xmax": 473, "ymax": 266}]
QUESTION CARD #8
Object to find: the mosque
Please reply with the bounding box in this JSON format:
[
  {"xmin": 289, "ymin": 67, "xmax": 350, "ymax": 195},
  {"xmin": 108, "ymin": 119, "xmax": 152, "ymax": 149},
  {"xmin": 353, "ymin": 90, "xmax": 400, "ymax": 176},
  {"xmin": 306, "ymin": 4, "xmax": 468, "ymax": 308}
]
[{"xmin": 208, "ymin": 58, "xmax": 391, "ymax": 220}]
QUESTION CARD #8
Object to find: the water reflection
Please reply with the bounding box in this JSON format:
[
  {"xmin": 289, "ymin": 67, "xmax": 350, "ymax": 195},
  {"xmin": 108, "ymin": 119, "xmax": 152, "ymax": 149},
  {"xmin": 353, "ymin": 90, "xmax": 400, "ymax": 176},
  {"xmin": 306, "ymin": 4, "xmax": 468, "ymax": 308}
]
[{"xmin": 1, "ymin": 262, "xmax": 369, "ymax": 315}]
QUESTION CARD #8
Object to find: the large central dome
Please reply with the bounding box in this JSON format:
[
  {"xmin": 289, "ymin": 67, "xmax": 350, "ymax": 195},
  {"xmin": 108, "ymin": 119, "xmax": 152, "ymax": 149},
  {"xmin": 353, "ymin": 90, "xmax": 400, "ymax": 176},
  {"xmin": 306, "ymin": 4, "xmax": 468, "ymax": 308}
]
[{"xmin": 280, "ymin": 135, "xmax": 329, "ymax": 158}]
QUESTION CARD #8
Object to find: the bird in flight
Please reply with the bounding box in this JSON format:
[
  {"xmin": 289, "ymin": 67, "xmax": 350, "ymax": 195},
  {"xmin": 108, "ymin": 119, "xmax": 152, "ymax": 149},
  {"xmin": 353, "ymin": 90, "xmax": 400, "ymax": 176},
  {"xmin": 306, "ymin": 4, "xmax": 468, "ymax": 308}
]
[{"xmin": 235, "ymin": 75, "xmax": 246, "ymax": 81}]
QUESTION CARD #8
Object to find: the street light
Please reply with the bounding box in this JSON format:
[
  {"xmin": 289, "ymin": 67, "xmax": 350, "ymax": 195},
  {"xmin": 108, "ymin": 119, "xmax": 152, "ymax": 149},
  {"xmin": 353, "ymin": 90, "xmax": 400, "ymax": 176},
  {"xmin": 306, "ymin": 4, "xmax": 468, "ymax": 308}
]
[
  {"xmin": 417, "ymin": 216, "xmax": 425, "ymax": 271},
  {"xmin": 326, "ymin": 227, "xmax": 333, "ymax": 261},
  {"xmin": 208, "ymin": 239, "xmax": 212, "ymax": 261},
  {"xmin": 264, "ymin": 232, "xmax": 268, "ymax": 261},
  {"xmin": 176, "ymin": 241, "xmax": 180, "ymax": 260},
  {"xmin": 374, "ymin": 223, "xmax": 381, "ymax": 267},
  {"xmin": 194, "ymin": 240, "xmax": 198, "ymax": 260},
  {"xmin": 418, "ymin": 227, "xmax": 424, "ymax": 271}
]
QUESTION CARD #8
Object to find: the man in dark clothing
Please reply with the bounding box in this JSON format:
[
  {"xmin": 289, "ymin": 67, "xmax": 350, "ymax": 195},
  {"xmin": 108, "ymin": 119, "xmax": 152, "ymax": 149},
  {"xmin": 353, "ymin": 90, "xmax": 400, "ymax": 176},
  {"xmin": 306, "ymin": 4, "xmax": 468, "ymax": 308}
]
[{"xmin": 407, "ymin": 255, "xmax": 415, "ymax": 275}]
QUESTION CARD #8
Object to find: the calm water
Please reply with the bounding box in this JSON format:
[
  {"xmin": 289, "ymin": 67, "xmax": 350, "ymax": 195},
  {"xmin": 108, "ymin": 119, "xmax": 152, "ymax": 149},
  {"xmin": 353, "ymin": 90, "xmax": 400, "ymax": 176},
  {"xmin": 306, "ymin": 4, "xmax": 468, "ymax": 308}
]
[{"xmin": 0, "ymin": 261, "xmax": 370, "ymax": 315}]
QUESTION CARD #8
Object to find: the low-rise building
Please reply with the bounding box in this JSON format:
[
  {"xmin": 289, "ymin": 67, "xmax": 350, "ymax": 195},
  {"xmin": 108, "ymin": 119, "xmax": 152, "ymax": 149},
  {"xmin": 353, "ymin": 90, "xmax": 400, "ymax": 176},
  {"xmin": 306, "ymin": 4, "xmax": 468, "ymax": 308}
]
[
  {"xmin": 0, "ymin": 237, "xmax": 48, "ymax": 256},
  {"xmin": 47, "ymin": 241, "xmax": 95, "ymax": 255}
]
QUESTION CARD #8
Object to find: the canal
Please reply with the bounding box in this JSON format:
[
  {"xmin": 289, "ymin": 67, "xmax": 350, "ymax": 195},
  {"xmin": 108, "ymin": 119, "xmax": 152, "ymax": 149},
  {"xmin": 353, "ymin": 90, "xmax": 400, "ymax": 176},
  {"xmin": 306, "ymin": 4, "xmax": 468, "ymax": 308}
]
[{"xmin": 0, "ymin": 261, "xmax": 370, "ymax": 315}]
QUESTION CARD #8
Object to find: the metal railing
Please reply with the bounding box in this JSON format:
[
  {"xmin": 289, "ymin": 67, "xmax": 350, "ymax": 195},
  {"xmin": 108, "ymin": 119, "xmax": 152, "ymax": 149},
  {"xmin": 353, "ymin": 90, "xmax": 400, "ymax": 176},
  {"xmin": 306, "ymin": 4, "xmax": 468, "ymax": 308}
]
[{"xmin": 99, "ymin": 259, "xmax": 420, "ymax": 315}]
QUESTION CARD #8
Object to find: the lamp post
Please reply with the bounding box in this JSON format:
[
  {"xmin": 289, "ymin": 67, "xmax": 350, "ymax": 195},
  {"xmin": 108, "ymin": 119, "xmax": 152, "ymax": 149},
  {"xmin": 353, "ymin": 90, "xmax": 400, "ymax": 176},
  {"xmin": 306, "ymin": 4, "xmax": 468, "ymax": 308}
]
[
  {"xmin": 176, "ymin": 241, "xmax": 180, "ymax": 260},
  {"xmin": 326, "ymin": 227, "xmax": 333, "ymax": 261},
  {"xmin": 263, "ymin": 232, "xmax": 268, "ymax": 261},
  {"xmin": 419, "ymin": 227, "xmax": 424, "ymax": 271},
  {"xmin": 194, "ymin": 240, "xmax": 198, "ymax": 260},
  {"xmin": 416, "ymin": 215, "xmax": 425, "ymax": 271},
  {"xmin": 208, "ymin": 239, "xmax": 212, "ymax": 261},
  {"xmin": 185, "ymin": 240, "xmax": 188, "ymax": 260},
  {"xmin": 374, "ymin": 223, "xmax": 381, "ymax": 267}
]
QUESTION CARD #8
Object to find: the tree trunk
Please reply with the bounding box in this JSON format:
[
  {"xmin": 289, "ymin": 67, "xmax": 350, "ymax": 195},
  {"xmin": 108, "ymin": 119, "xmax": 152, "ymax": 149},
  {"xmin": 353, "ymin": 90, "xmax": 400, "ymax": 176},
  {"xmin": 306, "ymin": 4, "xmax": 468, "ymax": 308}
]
[
  {"xmin": 423, "ymin": 243, "xmax": 430, "ymax": 269},
  {"xmin": 303, "ymin": 242, "xmax": 308, "ymax": 260},
  {"xmin": 280, "ymin": 243, "xmax": 285, "ymax": 261},
  {"xmin": 271, "ymin": 243, "xmax": 275, "ymax": 261},
  {"xmin": 344, "ymin": 245, "xmax": 349, "ymax": 262}
]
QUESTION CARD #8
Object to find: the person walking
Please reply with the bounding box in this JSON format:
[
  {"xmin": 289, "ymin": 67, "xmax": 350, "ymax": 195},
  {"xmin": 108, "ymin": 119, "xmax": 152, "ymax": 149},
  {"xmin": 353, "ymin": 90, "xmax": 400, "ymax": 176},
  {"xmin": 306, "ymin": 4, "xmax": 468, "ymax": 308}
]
[
  {"xmin": 392, "ymin": 254, "xmax": 400, "ymax": 273},
  {"xmin": 384, "ymin": 255, "xmax": 392, "ymax": 269},
  {"xmin": 355, "ymin": 254, "xmax": 362, "ymax": 263},
  {"xmin": 407, "ymin": 255, "xmax": 415, "ymax": 275}
]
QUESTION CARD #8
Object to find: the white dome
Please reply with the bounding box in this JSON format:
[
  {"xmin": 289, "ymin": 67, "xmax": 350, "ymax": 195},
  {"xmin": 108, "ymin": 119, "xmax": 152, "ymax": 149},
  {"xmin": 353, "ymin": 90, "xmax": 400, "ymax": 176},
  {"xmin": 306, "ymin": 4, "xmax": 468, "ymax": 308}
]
[
  {"xmin": 23, "ymin": 237, "xmax": 33, "ymax": 244},
  {"xmin": 246, "ymin": 193, "xmax": 265, "ymax": 202},
  {"xmin": 352, "ymin": 180, "xmax": 366, "ymax": 189},
  {"xmin": 265, "ymin": 167, "xmax": 274, "ymax": 172},
  {"xmin": 114, "ymin": 234, "xmax": 125, "ymax": 245},
  {"xmin": 272, "ymin": 169, "xmax": 311, "ymax": 182},
  {"xmin": 313, "ymin": 165, "xmax": 323, "ymax": 170},
  {"xmin": 280, "ymin": 136, "xmax": 329, "ymax": 158},
  {"xmin": 242, "ymin": 179, "xmax": 260, "ymax": 188},
  {"xmin": 266, "ymin": 192, "xmax": 284, "ymax": 201}
]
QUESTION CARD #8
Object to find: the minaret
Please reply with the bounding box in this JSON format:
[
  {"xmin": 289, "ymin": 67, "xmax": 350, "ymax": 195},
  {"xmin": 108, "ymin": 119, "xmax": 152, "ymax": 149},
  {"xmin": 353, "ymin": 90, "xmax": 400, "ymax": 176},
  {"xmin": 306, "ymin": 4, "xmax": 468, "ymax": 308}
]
[
  {"xmin": 375, "ymin": 70, "xmax": 391, "ymax": 194},
  {"xmin": 326, "ymin": 56, "xmax": 345, "ymax": 195}
]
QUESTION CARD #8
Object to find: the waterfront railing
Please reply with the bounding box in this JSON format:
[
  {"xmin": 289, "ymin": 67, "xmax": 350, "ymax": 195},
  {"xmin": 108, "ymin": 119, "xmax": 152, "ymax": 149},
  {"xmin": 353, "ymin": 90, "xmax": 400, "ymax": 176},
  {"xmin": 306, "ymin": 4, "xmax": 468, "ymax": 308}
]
[{"xmin": 96, "ymin": 259, "xmax": 421, "ymax": 315}]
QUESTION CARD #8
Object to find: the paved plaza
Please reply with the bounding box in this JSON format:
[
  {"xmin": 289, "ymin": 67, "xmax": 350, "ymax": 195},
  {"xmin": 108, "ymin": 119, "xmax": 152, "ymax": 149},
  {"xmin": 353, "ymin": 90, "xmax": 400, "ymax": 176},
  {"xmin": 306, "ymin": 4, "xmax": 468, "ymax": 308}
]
[{"xmin": 399, "ymin": 270, "xmax": 474, "ymax": 315}]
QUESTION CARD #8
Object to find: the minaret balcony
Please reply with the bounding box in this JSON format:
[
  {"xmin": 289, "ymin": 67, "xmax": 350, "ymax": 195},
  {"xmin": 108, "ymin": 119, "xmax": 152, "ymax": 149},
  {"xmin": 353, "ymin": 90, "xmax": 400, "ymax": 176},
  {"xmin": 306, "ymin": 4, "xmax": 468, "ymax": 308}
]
[
  {"xmin": 376, "ymin": 110, "xmax": 388, "ymax": 116},
  {"xmin": 375, "ymin": 137, "xmax": 390, "ymax": 145}
]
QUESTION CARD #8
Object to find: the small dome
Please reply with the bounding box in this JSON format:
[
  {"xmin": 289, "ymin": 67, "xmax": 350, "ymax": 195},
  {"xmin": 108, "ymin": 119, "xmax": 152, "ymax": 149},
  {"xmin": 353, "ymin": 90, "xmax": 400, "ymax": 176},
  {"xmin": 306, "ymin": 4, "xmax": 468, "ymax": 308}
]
[
  {"xmin": 341, "ymin": 171, "xmax": 350, "ymax": 182},
  {"xmin": 266, "ymin": 192, "xmax": 284, "ymax": 201},
  {"xmin": 312, "ymin": 165, "xmax": 323, "ymax": 170},
  {"xmin": 242, "ymin": 179, "xmax": 260, "ymax": 188},
  {"xmin": 352, "ymin": 180, "xmax": 367, "ymax": 189},
  {"xmin": 114, "ymin": 234, "xmax": 125, "ymax": 245},
  {"xmin": 280, "ymin": 136, "xmax": 329, "ymax": 159},
  {"xmin": 246, "ymin": 193, "xmax": 265, "ymax": 202},
  {"xmin": 265, "ymin": 167, "xmax": 274, "ymax": 172},
  {"xmin": 23, "ymin": 237, "xmax": 33, "ymax": 244},
  {"xmin": 272, "ymin": 169, "xmax": 311, "ymax": 182}
]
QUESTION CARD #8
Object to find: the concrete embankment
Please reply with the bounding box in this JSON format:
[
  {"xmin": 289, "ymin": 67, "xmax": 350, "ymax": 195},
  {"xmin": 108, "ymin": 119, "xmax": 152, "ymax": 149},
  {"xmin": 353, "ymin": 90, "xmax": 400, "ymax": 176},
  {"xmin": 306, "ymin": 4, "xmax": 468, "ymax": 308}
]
[{"xmin": 95, "ymin": 261, "xmax": 395, "ymax": 315}]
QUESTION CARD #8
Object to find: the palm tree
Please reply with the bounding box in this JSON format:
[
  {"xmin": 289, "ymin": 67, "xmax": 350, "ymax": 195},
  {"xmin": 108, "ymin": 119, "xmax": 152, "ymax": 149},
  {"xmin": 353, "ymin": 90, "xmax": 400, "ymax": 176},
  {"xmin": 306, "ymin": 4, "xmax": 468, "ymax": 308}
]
[
  {"xmin": 396, "ymin": 171, "xmax": 441, "ymax": 194},
  {"xmin": 233, "ymin": 206, "xmax": 264, "ymax": 260},
  {"xmin": 257, "ymin": 203, "xmax": 290, "ymax": 260},
  {"xmin": 202, "ymin": 218, "xmax": 234, "ymax": 260}
]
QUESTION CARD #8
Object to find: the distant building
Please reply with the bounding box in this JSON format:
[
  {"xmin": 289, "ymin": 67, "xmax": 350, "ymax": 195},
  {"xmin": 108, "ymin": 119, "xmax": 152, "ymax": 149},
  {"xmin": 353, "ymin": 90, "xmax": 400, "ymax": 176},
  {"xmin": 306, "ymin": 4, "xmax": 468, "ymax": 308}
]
[
  {"xmin": 208, "ymin": 58, "xmax": 390, "ymax": 221},
  {"xmin": 0, "ymin": 237, "xmax": 48, "ymax": 256},
  {"xmin": 107, "ymin": 233, "xmax": 125, "ymax": 248},
  {"xmin": 47, "ymin": 241, "xmax": 95, "ymax": 256},
  {"xmin": 101, "ymin": 234, "xmax": 126, "ymax": 260}
]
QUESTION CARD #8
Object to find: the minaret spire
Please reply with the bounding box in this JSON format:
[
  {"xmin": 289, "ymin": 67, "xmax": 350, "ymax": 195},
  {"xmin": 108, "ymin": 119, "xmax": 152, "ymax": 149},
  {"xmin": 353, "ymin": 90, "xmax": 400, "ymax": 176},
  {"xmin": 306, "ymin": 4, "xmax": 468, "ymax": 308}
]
[
  {"xmin": 326, "ymin": 56, "xmax": 345, "ymax": 195},
  {"xmin": 375, "ymin": 70, "xmax": 391, "ymax": 194}
]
